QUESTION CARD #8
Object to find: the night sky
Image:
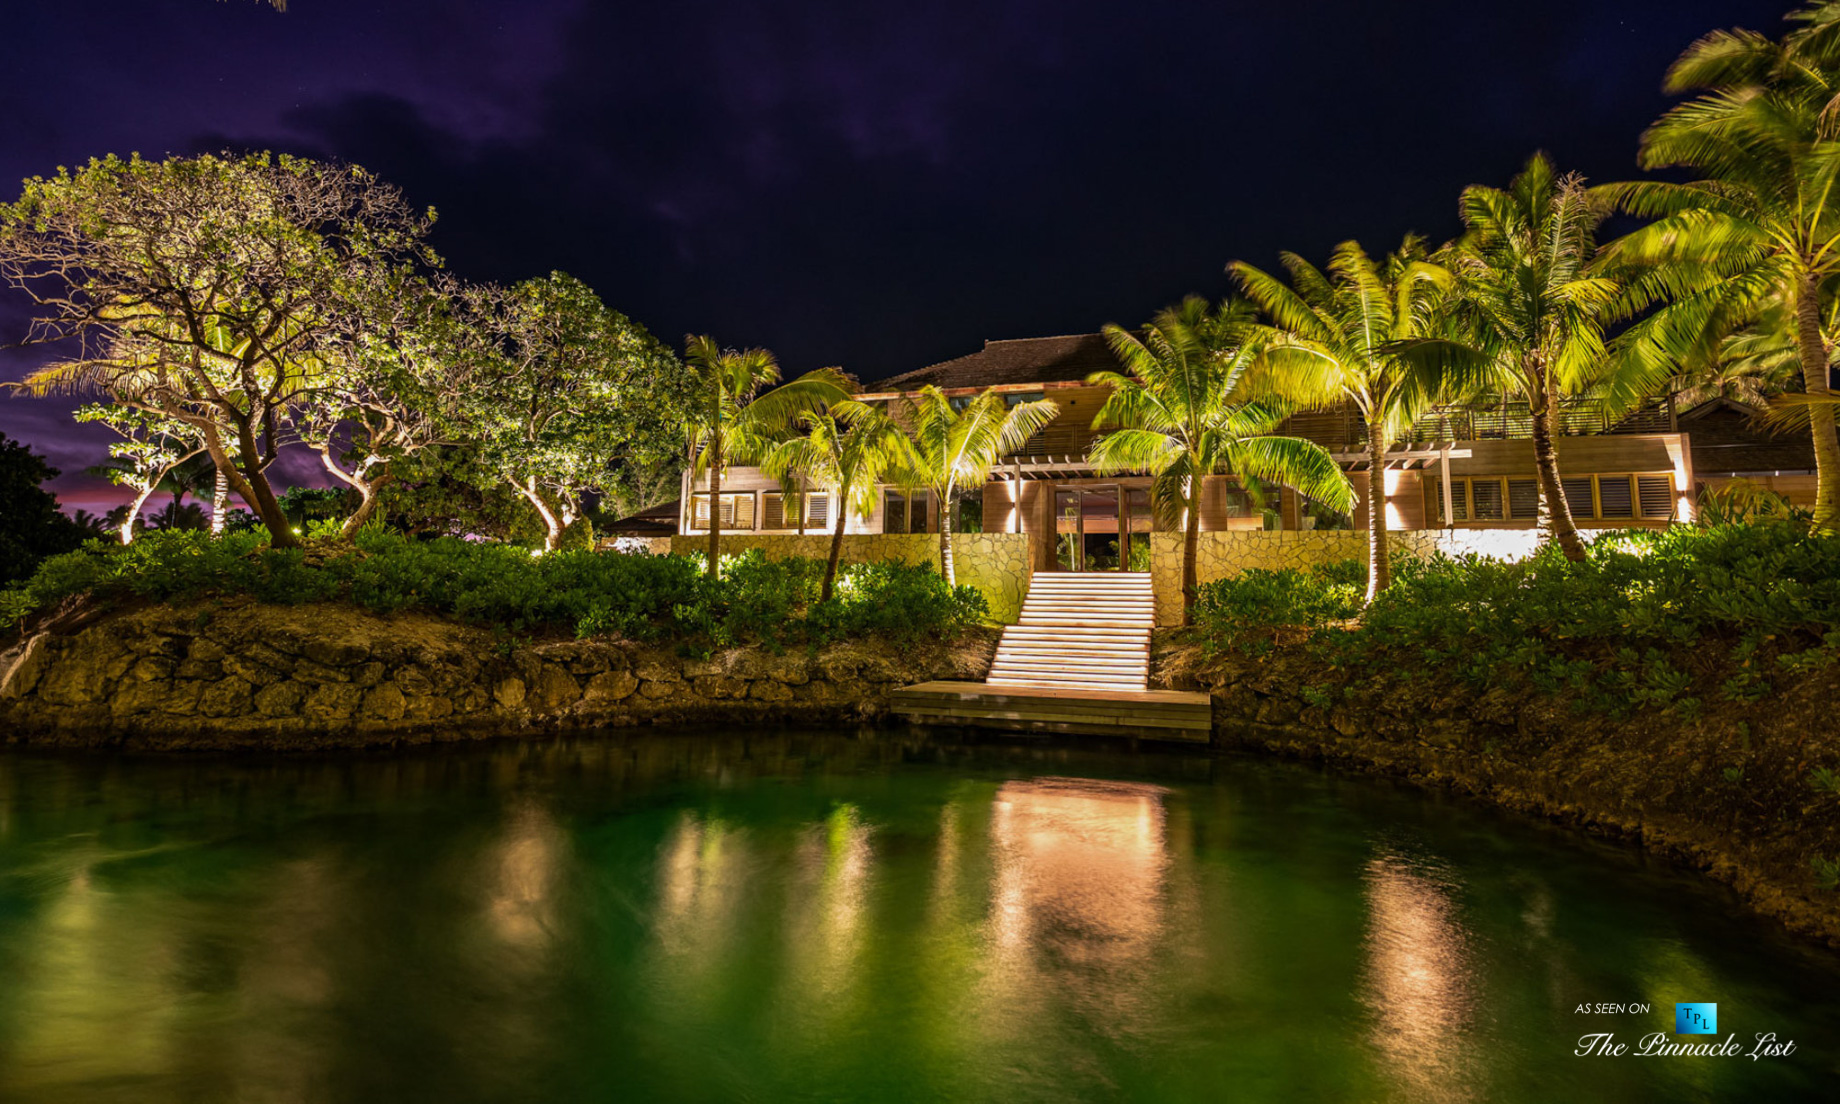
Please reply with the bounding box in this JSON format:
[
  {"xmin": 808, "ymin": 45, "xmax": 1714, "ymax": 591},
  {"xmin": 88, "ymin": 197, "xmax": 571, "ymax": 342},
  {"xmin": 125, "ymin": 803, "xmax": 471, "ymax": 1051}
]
[{"xmin": 0, "ymin": 0, "xmax": 1793, "ymax": 511}]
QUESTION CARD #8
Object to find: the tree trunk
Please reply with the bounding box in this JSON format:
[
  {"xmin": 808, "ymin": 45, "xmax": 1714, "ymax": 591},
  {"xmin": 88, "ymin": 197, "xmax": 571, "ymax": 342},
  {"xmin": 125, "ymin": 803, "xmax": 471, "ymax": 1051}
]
[
  {"xmin": 204, "ymin": 422, "xmax": 295, "ymax": 548},
  {"xmin": 210, "ymin": 465, "xmax": 229, "ymax": 536},
  {"xmin": 508, "ymin": 477, "xmax": 564, "ymax": 551},
  {"xmin": 1795, "ymin": 271, "xmax": 1840, "ymax": 532},
  {"xmin": 939, "ymin": 485, "xmax": 956, "ymax": 586},
  {"xmin": 339, "ymin": 476, "xmax": 390, "ymax": 540},
  {"xmin": 706, "ymin": 427, "xmax": 723, "ymax": 580},
  {"xmin": 1181, "ymin": 475, "xmax": 1201, "ymax": 627},
  {"xmin": 1528, "ymin": 360, "xmax": 1587, "ymax": 562},
  {"xmin": 822, "ymin": 477, "xmax": 849, "ymax": 603},
  {"xmin": 1364, "ymin": 420, "xmax": 1390, "ymax": 603},
  {"xmin": 121, "ymin": 486, "xmax": 156, "ymax": 545}
]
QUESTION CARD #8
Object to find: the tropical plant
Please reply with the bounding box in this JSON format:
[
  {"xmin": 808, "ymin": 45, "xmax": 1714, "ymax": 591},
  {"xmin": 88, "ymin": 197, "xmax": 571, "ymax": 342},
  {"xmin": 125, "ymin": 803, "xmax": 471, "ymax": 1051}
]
[
  {"xmin": 762, "ymin": 398, "xmax": 916, "ymax": 601},
  {"xmin": 1088, "ymin": 297, "xmax": 1353, "ymax": 624},
  {"xmin": 896, "ymin": 385, "xmax": 1057, "ymax": 586},
  {"xmin": 1231, "ymin": 237, "xmax": 1456, "ymax": 600},
  {"xmin": 458, "ymin": 273, "xmax": 693, "ymax": 551},
  {"xmin": 685, "ymin": 337, "xmax": 849, "ymax": 579},
  {"xmin": 1396, "ymin": 154, "xmax": 1619, "ymax": 561},
  {"xmin": 75, "ymin": 404, "xmax": 207, "ymax": 544},
  {"xmin": 1594, "ymin": 9, "xmax": 1840, "ymax": 531},
  {"xmin": 0, "ymin": 152, "xmax": 436, "ymax": 548}
]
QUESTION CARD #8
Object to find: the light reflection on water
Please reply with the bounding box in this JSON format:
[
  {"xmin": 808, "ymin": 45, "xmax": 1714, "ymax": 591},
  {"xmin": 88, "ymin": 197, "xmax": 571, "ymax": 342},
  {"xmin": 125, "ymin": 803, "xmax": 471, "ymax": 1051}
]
[{"xmin": 0, "ymin": 731, "xmax": 1836, "ymax": 1103}]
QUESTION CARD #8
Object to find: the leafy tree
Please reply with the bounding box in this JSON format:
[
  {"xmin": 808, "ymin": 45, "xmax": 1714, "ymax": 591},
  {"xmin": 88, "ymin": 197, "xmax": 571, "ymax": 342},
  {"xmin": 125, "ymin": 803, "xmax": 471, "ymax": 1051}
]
[
  {"xmin": 459, "ymin": 273, "xmax": 693, "ymax": 551},
  {"xmin": 761, "ymin": 398, "xmax": 915, "ymax": 601},
  {"xmin": 898, "ymin": 386, "xmax": 1057, "ymax": 586},
  {"xmin": 0, "ymin": 151, "xmax": 435, "ymax": 548},
  {"xmin": 1594, "ymin": 11, "xmax": 1840, "ymax": 531},
  {"xmin": 74, "ymin": 404, "xmax": 207, "ymax": 544},
  {"xmin": 1088, "ymin": 297, "xmax": 1352, "ymax": 625},
  {"xmin": 0, "ymin": 433, "xmax": 90, "ymax": 585},
  {"xmin": 1232, "ymin": 238, "xmax": 1456, "ymax": 601},
  {"xmin": 1399, "ymin": 154, "xmax": 1619, "ymax": 561},
  {"xmin": 684, "ymin": 336, "xmax": 848, "ymax": 579}
]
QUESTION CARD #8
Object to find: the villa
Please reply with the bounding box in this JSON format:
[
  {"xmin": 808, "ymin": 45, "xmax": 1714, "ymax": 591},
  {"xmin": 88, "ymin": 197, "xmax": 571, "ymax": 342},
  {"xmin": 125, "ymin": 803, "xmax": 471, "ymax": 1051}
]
[{"xmin": 675, "ymin": 332, "xmax": 1796, "ymax": 573}]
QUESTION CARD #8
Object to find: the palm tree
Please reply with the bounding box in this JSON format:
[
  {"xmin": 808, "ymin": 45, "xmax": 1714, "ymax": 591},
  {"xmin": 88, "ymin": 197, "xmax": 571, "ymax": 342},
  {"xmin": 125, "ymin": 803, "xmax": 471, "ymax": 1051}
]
[
  {"xmin": 1231, "ymin": 238, "xmax": 1456, "ymax": 601},
  {"xmin": 762, "ymin": 399, "xmax": 915, "ymax": 601},
  {"xmin": 899, "ymin": 386, "xmax": 1058, "ymax": 587},
  {"xmin": 1088, "ymin": 297, "xmax": 1353, "ymax": 625},
  {"xmin": 684, "ymin": 335, "xmax": 848, "ymax": 579},
  {"xmin": 1399, "ymin": 154, "xmax": 1619, "ymax": 561},
  {"xmin": 1593, "ymin": 17, "xmax": 1840, "ymax": 531}
]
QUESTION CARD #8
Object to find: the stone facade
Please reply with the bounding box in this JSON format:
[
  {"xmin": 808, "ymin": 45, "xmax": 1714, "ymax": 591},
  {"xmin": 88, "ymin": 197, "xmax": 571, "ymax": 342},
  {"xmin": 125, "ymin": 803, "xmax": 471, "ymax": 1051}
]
[
  {"xmin": 0, "ymin": 601, "xmax": 997, "ymax": 750},
  {"xmin": 666, "ymin": 532, "xmax": 1033, "ymax": 623},
  {"xmin": 1147, "ymin": 529, "xmax": 1620, "ymax": 624}
]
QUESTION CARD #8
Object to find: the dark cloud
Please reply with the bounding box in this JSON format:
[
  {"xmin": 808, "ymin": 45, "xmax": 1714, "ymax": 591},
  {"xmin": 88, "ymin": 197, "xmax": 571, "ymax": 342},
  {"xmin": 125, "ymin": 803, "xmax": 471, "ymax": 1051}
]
[{"xmin": 0, "ymin": 0, "xmax": 1797, "ymax": 509}]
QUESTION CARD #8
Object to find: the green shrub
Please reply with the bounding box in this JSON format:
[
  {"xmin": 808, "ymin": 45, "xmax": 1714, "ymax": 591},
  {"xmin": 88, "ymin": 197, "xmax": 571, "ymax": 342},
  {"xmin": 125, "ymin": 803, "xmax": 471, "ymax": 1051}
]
[
  {"xmin": 1192, "ymin": 561, "xmax": 1365, "ymax": 653},
  {"xmin": 0, "ymin": 529, "xmax": 983, "ymax": 650},
  {"xmin": 556, "ymin": 516, "xmax": 596, "ymax": 552},
  {"xmin": 1188, "ymin": 523, "xmax": 1840, "ymax": 711}
]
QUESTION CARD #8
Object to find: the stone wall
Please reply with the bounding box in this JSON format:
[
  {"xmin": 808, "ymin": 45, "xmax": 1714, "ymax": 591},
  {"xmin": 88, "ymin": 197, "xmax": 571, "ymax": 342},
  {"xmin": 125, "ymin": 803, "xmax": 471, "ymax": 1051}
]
[
  {"xmin": 666, "ymin": 532, "xmax": 1033, "ymax": 622},
  {"xmin": 1147, "ymin": 529, "xmax": 1622, "ymax": 624},
  {"xmin": 0, "ymin": 601, "xmax": 997, "ymax": 751}
]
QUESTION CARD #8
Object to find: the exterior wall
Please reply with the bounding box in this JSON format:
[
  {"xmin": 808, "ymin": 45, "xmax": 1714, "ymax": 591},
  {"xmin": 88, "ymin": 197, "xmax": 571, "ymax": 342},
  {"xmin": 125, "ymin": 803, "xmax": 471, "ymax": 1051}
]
[
  {"xmin": 665, "ymin": 532, "xmax": 1034, "ymax": 623},
  {"xmin": 1147, "ymin": 528, "xmax": 1626, "ymax": 626},
  {"xmin": 682, "ymin": 467, "xmax": 879, "ymax": 535},
  {"xmin": 1699, "ymin": 473, "xmax": 1819, "ymax": 508}
]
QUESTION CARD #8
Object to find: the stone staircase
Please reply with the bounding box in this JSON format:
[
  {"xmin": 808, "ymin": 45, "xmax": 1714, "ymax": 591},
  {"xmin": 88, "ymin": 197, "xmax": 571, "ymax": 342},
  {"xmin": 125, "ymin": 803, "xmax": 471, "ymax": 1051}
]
[{"xmin": 984, "ymin": 572, "xmax": 1153, "ymax": 693}]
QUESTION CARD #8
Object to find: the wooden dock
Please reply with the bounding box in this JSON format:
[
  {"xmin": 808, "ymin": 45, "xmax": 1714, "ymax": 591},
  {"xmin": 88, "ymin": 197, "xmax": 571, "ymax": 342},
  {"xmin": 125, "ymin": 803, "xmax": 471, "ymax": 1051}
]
[{"xmin": 889, "ymin": 680, "xmax": 1212, "ymax": 743}]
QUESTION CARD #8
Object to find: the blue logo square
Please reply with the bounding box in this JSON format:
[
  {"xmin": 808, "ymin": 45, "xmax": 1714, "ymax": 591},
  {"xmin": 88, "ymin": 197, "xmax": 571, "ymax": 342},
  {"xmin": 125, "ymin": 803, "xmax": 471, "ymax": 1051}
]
[{"xmin": 1675, "ymin": 1003, "xmax": 1717, "ymax": 1035}]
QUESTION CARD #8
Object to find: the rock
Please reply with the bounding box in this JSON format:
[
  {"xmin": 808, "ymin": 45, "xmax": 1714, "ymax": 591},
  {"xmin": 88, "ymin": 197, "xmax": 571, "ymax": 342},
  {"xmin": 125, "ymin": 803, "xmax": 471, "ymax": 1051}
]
[
  {"xmin": 634, "ymin": 657, "xmax": 683, "ymax": 683},
  {"xmin": 188, "ymin": 639, "xmax": 228, "ymax": 664},
  {"xmin": 303, "ymin": 682, "xmax": 364, "ymax": 724},
  {"xmin": 362, "ymin": 682, "xmax": 407, "ymax": 722},
  {"xmin": 158, "ymin": 680, "xmax": 206, "ymax": 715},
  {"xmin": 198, "ymin": 677, "xmax": 255, "ymax": 718},
  {"xmin": 683, "ymin": 654, "xmax": 730, "ymax": 679},
  {"xmin": 529, "ymin": 665, "xmax": 582, "ymax": 712},
  {"xmin": 394, "ymin": 666, "xmax": 435, "ymax": 697},
  {"xmin": 403, "ymin": 693, "xmax": 454, "ymax": 721},
  {"xmin": 749, "ymin": 679, "xmax": 794, "ymax": 702},
  {"xmin": 582, "ymin": 669, "xmax": 638, "ymax": 703},
  {"xmin": 1255, "ymin": 696, "xmax": 1301, "ymax": 726},
  {"xmin": 253, "ymin": 680, "xmax": 306, "ymax": 717},
  {"xmin": 176, "ymin": 657, "xmax": 224, "ymax": 681},
  {"xmin": 291, "ymin": 660, "xmax": 351, "ymax": 685},
  {"xmin": 352, "ymin": 662, "xmax": 387, "ymax": 689},
  {"xmin": 693, "ymin": 675, "xmax": 749, "ymax": 699},
  {"xmin": 222, "ymin": 644, "xmax": 291, "ymax": 687},
  {"xmin": 639, "ymin": 680, "xmax": 681, "ymax": 700},
  {"xmin": 304, "ymin": 638, "xmax": 370, "ymax": 667},
  {"xmin": 129, "ymin": 656, "xmax": 177, "ymax": 683},
  {"xmin": 493, "ymin": 677, "xmax": 527, "ymax": 709}
]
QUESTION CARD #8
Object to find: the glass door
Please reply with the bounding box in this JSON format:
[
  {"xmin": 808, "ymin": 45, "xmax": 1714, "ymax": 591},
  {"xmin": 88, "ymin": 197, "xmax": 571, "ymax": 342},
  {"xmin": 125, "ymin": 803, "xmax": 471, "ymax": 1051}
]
[{"xmin": 1051, "ymin": 485, "xmax": 1128, "ymax": 571}]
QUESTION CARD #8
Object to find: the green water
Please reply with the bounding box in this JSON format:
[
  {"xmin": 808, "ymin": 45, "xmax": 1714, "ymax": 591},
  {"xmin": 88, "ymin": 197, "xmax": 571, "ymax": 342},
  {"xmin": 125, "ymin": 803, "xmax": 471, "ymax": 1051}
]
[{"xmin": 0, "ymin": 730, "xmax": 1836, "ymax": 1103}]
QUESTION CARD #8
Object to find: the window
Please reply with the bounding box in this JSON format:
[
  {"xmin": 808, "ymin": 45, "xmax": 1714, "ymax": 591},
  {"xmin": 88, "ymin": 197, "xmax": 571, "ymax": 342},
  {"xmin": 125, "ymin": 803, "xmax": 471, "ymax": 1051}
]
[
  {"xmin": 1427, "ymin": 474, "xmax": 1674, "ymax": 525},
  {"xmin": 883, "ymin": 489, "xmax": 933, "ymax": 533},
  {"xmin": 762, "ymin": 491, "xmax": 830, "ymax": 530},
  {"xmin": 689, "ymin": 493, "xmax": 756, "ymax": 530}
]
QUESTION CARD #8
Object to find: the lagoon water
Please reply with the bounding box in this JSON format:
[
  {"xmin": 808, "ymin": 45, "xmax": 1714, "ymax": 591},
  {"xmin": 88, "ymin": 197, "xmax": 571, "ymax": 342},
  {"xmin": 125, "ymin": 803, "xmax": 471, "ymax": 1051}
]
[{"xmin": 0, "ymin": 728, "xmax": 1836, "ymax": 1102}]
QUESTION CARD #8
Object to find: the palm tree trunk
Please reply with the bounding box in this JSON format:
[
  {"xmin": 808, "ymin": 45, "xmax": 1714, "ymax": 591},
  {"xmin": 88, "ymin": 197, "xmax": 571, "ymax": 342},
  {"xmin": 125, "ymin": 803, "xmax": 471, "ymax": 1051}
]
[
  {"xmin": 1364, "ymin": 421, "xmax": 1390, "ymax": 603},
  {"xmin": 822, "ymin": 477, "xmax": 849, "ymax": 603},
  {"xmin": 1182, "ymin": 475, "xmax": 1201, "ymax": 627},
  {"xmin": 706, "ymin": 428, "xmax": 723, "ymax": 580},
  {"xmin": 1795, "ymin": 272, "xmax": 1840, "ymax": 532},
  {"xmin": 939, "ymin": 486, "xmax": 956, "ymax": 586},
  {"xmin": 1528, "ymin": 361, "xmax": 1587, "ymax": 562},
  {"xmin": 210, "ymin": 465, "xmax": 228, "ymax": 536}
]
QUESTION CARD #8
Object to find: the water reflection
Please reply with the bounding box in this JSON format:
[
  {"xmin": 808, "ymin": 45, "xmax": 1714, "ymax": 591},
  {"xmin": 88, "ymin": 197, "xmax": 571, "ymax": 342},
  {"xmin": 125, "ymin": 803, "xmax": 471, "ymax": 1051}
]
[
  {"xmin": 984, "ymin": 778, "xmax": 1172, "ymax": 1037},
  {"xmin": 1360, "ymin": 846, "xmax": 1479, "ymax": 1102}
]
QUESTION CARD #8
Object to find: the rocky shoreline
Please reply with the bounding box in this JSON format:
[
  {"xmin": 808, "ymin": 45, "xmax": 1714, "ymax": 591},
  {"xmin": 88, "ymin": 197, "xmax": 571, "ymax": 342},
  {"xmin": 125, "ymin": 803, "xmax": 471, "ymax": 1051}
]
[
  {"xmin": 1154, "ymin": 635, "xmax": 1840, "ymax": 948},
  {"xmin": 0, "ymin": 600, "xmax": 996, "ymax": 751}
]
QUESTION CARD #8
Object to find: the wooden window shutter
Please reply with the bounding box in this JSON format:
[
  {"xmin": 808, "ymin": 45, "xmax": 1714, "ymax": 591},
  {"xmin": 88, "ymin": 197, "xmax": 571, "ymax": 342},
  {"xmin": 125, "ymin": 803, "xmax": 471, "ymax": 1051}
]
[
  {"xmin": 762, "ymin": 493, "xmax": 785, "ymax": 530},
  {"xmin": 1597, "ymin": 476, "xmax": 1634, "ymax": 518},
  {"xmin": 732, "ymin": 494, "xmax": 756, "ymax": 530},
  {"xmin": 1561, "ymin": 478, "xmax": 1595, "ymax": 519},
  {"xmin": 1471, "ymin": 479, "xmax": 1504, "ymax": 520},
  {"xmin": 1507, "ymin": 479, "xmax": 1539, "ymax": 519},
  {"xmin": 1636, "ymin": 476, "xmax": 1673, "ymax": 520},
  {"xmin": 807, "ymin": 493, "xmax": 830, "ymax": 526}
]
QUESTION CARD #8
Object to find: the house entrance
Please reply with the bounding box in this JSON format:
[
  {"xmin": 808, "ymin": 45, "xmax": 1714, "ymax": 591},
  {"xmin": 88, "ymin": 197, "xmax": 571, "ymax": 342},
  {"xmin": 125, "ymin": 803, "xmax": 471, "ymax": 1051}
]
[{"xmin": 1054, "ymin": 485, "xmax": 1152, "ymax": 571}]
